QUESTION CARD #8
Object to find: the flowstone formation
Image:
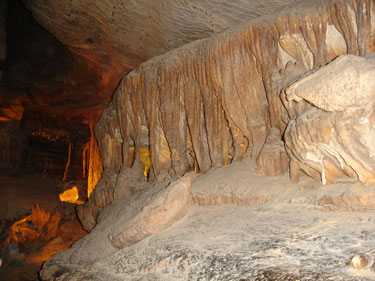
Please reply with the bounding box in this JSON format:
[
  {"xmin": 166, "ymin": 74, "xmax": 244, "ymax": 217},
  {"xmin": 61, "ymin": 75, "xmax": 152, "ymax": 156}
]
[
  {"xmin": 78, "ymin": 0, "xmax": 375, "ymax": 230},
  {"xmin": 38, "ymin": 0, "xmax": 375, "ymax": 280}
]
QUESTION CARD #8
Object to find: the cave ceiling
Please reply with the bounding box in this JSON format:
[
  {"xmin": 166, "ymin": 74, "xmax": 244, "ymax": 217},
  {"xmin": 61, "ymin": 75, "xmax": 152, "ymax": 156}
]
[{"xmin": 2, "ymin": 0, "xmax": 303, "ymax": 122}]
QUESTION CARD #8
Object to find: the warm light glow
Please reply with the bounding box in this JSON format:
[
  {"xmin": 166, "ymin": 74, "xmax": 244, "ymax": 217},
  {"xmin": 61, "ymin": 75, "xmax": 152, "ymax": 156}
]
[
  {"xmin": 140, "ymin": 148, "xmax": 152, "ymax": 177},
  {"xmin": 59, "ymin": 186, "xmax": 84, "ymax": 205},
  {"xmin": 31, "ymin": 128, "xmax": 68, "ymax": 142},
  {"xmin": 87, "ymin": 120, "xmax": 103, "ymax": 198},
  {"xmin": 5, "ymin": 204, "xmax": 86, "ymax": 266},
  {"xmin": 7, "ymin": 204, "xmax": 52, "ymax": 244},
  {"xmin": 25, "ymin": 237, "xmax": 68, "ymax": 264},
  {"xmin": 63, "ymin": 142, "xmax": 72, "ymax": 182},
  {"xmin": 7, "ymin": 214, "xmax": 35, "ymax": 243}
]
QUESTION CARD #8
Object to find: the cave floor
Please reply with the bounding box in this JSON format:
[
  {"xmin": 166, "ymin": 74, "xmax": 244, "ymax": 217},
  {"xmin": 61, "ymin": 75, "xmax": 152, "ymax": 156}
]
[
  {"xmin": 44, "ymin": 159, "xmax": 375, "ymax": 280},
  {"xmin": 102, "ymin": 204, "xmax": 375, "ymax": 281}
]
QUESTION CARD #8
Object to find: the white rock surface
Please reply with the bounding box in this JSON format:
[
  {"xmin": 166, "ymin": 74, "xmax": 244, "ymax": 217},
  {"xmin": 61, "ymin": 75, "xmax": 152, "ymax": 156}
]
[
  {"xmin": 285, "ymin": 54, "xmax": 375, "ymax": 112},
  {"xmin": 41, "ymin": 159, "xmax": 375, "ymax": 281}
]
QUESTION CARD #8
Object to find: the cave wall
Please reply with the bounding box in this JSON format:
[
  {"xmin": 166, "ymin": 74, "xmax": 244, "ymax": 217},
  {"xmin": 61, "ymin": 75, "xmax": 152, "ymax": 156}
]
[
  {"xmin": 0, "ymin": 1, "xmax": 94, "ymax": 184},
  {"xmin": 20, "ymin": 109, "xmax": 91, "ymax": 180},
  {"xmin": 77, "ymin": 0, "xmax": 375, "ymax": 230},
  {"xmin": 99, "ymin": 0, "xmax": 375, "ymax": 180}
]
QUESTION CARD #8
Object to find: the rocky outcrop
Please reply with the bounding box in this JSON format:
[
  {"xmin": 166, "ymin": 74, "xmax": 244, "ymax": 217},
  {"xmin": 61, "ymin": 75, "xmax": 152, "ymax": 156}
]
[
  {"xmin": 285, "ymin": 54, "xmax": 375, "ymax": 186},
  {"xmin": 77, "ymin": 171, "xmax": 116, "ymax": 231},
  {"xmin": 285, "ymin": 54, "xmax": 375, "ymax": 112}
]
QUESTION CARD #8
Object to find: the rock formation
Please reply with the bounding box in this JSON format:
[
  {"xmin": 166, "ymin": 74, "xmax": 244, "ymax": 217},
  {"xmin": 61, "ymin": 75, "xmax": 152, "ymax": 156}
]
[
  {"xmin": 285, "ymin": 54, "xmax": 375, "ymax": 186},
  {"xmin": 100, "ymin": 0, "xmax": 375, "ymax": 183},
  {"xmin": 75, "ymin": 0, "xmax": 375, "ymax": 230}
]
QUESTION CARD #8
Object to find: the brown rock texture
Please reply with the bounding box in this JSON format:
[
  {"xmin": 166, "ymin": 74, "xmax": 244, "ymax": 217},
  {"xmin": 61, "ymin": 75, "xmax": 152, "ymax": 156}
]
[
  {"xmin": 77, "ymin": 171, "xmax": 116, "ymax": 231},
  {"xmin": 80, "ymin": 0, "xmax": 375, "ymax": 229},
  {"xmin": 21, "ymin": 0, "xmax": 301, "ymax": 122},
  {"xmin": 39, "ymin": 156, "xmax": 375, "ymax": 281},
  {"xmin": 255, "ymin": 127, "xmax": 289, "ymax": 176},
  {"xmin": 108, "ymin": 173, "xmax": 194, "ymax": 248},
  {"xmin": 285, "ymin": 54, "xmax": 375, "ymax": 186},
  {"xmin": 97, "ymin": 0, "xmax": 375, "ymax": 181},
  {"xmin": 27, "ymin": 0, "xmax": 301, "ymax": 72}
]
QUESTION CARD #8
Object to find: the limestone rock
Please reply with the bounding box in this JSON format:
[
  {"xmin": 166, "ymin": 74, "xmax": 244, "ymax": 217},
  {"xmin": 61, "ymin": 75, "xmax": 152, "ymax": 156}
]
[
  {"xmin": 285, "ymin": 105, "xmax": 375, "ymax": 186},
  {"xmin": 108, "ymin": 173, "xmax": 194, "ymax": 248},
  {"xmin": 255, "ymin": 127, "xmax": 289, "ymax": 176},
  {"xmin": 97, "ymin": 0, "xmax": 375, "ymax": 182},
  {"xmin": 285, "ymin": 54, "xmax": 375, "ymax": 112},
  {"xmin": 284, "ymin": 54, "xmax": 375, "ymax": 186},
  {"xmin": 28, "ymin": 0, "xmax": 301, "ymax": 74}
]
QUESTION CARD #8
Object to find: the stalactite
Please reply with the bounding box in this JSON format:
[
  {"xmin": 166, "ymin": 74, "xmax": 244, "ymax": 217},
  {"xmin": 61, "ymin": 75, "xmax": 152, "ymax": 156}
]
[
  {"xmin": 62, "ymin": 141, "xmax": 72, "ymax": 182},
  {"xmin": 87, "ymin": 120, "xmax": 103, "ymax": 198}
]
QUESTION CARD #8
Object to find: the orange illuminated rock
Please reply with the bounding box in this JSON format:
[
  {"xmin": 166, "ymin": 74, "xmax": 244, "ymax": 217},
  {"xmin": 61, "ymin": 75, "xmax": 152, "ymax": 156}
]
[{"xmin": 59, "ymin": 186, "xmax": 84, "ymax": 205}]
